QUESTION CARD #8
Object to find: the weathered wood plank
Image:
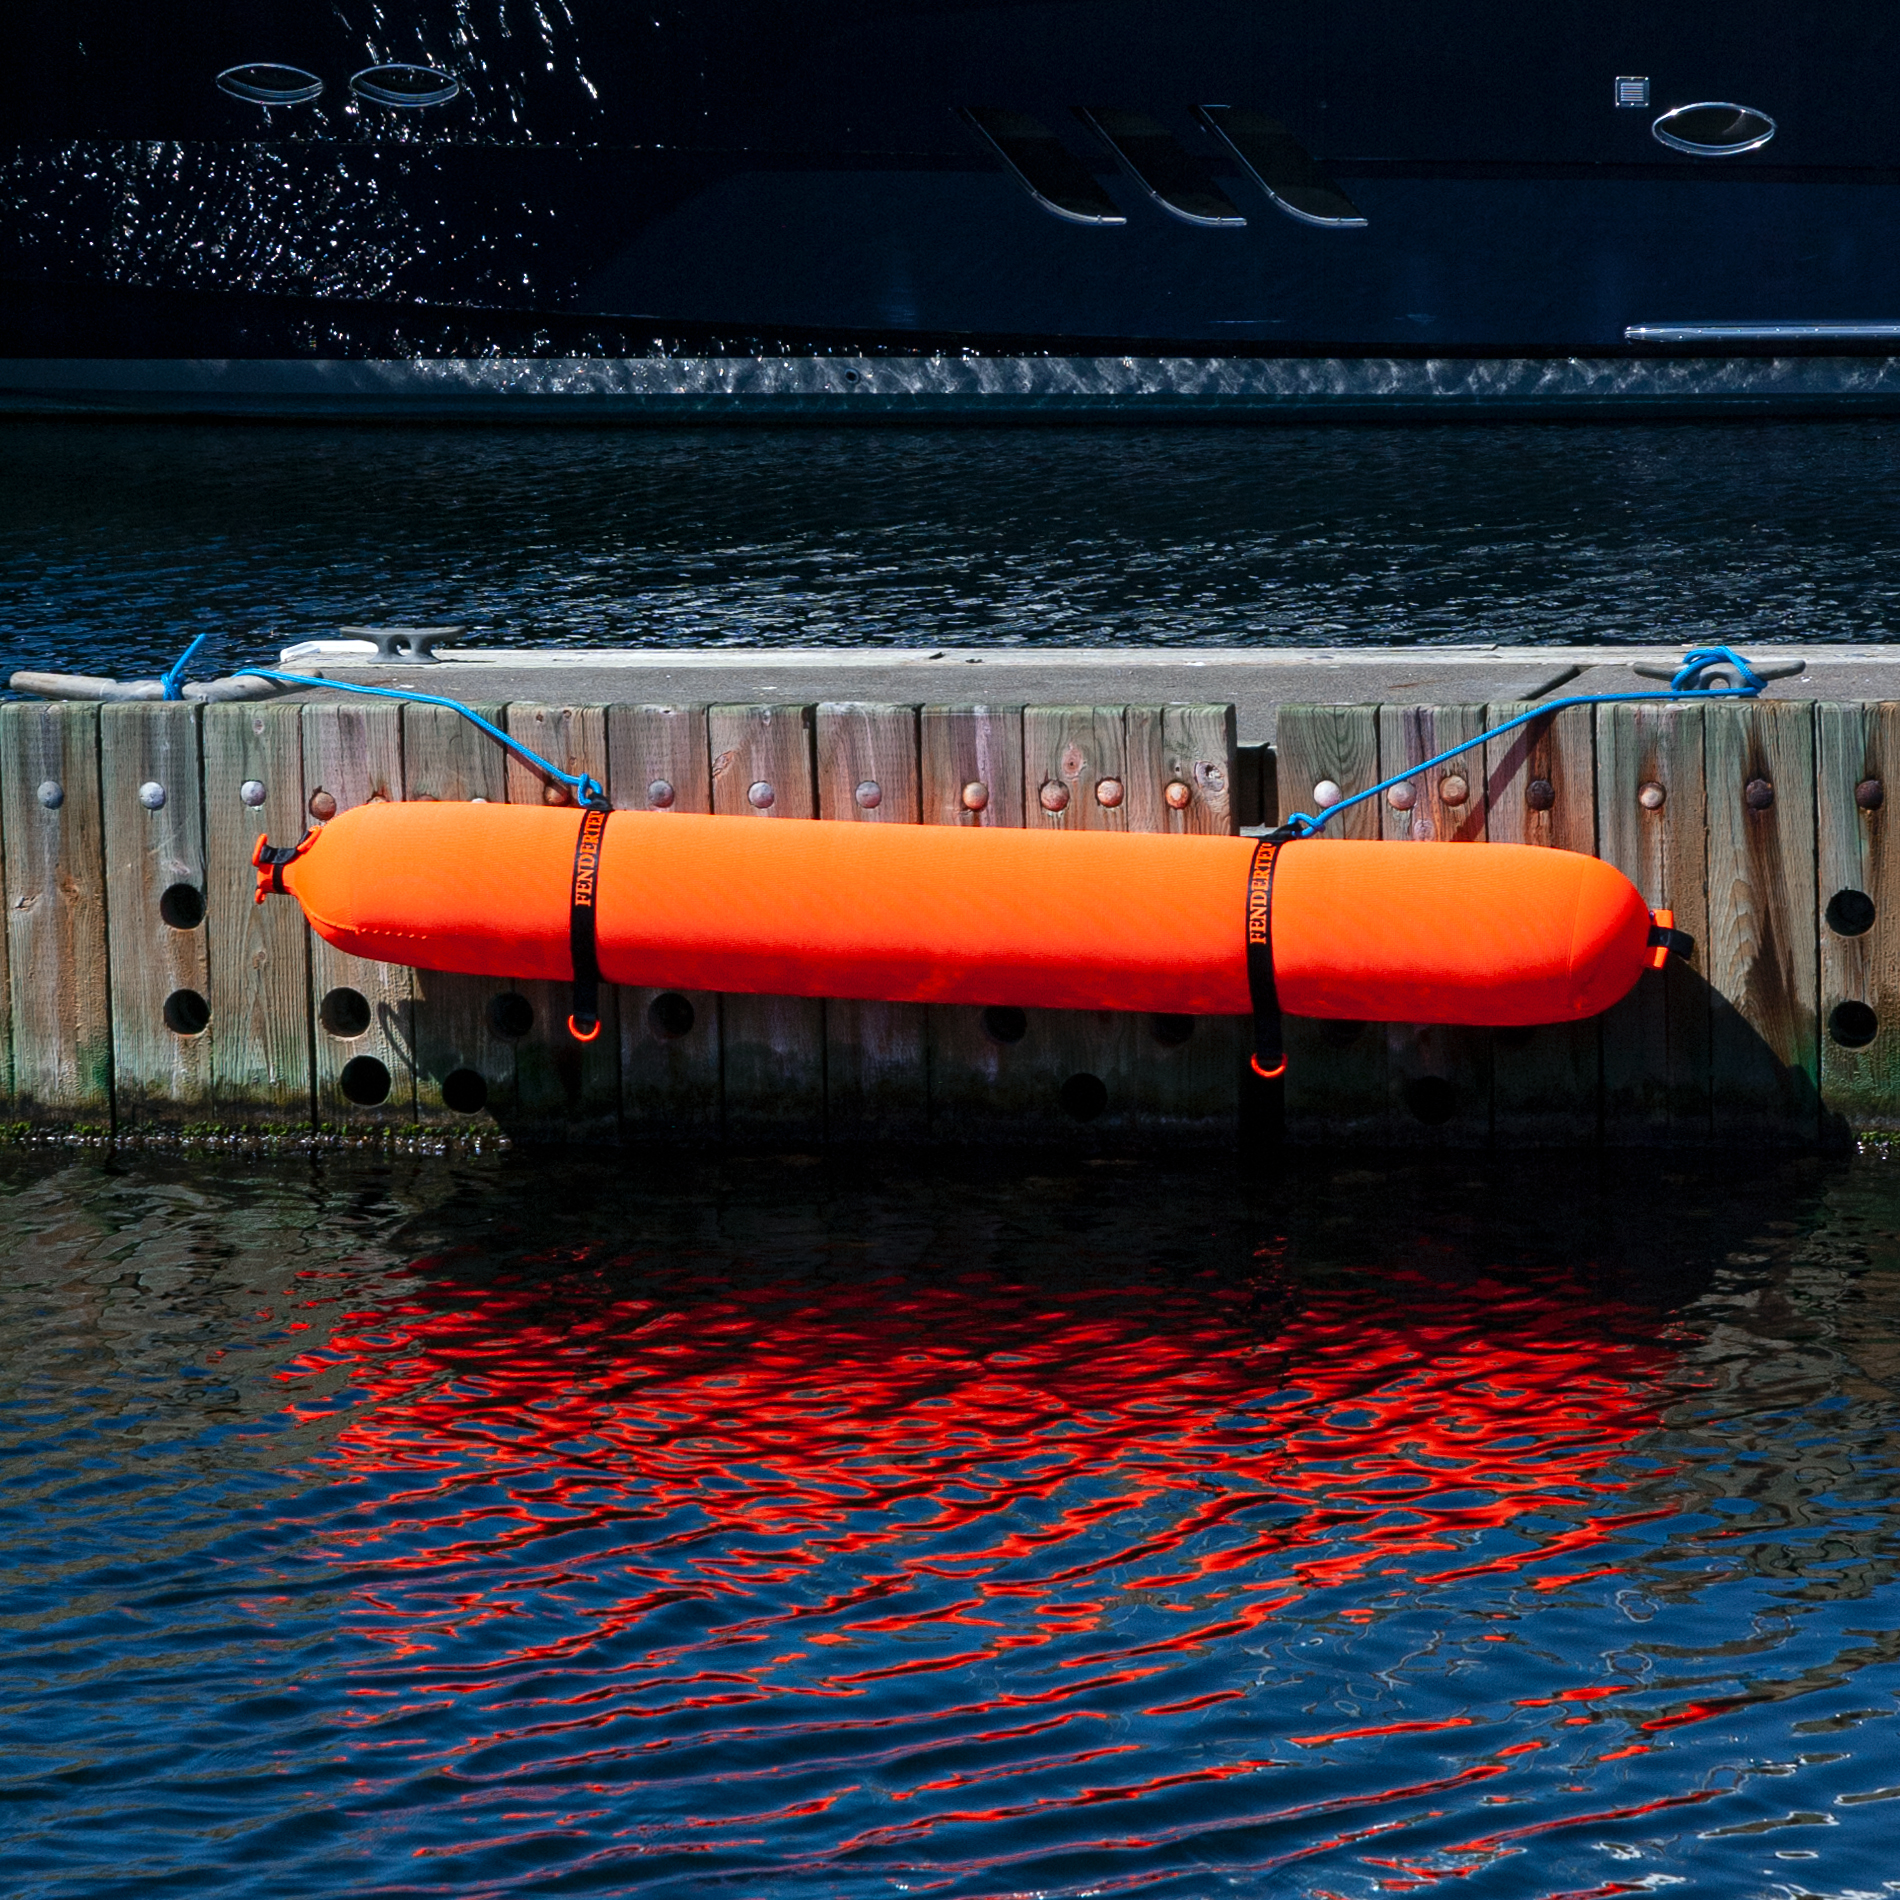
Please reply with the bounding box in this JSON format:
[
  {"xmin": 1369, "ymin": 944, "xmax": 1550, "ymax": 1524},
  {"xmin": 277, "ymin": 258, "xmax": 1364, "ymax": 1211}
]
[
  {"xmin": 920, "ymin": 705, "xmax": 1043, "ymax": 1142},
  {"xmin": 1124, "ymin": 704, "xmax": 1236, "ymax": 836},
  {"xmin": 1483, "ymin": 700, "xmax": 1599, "ymax": 1146},
  {"xmin": 605, "ymin": 705, "xmax": 721, "ymax": 1140},
  {"xmin": 302, "ymin": 701, "xmax": 416, "ymax": 1128},
  {"xmin": 100, "ymin": 704, "xmax": 212, "ymax": 1124},
  {"xmin": 1705, "ymin": 701, "xmax": 1820, "ymax": 1143},
  {"xmin": 1123, "ymin": 704, "xmax": 1242, "ymax": 1142},
  {"xmin": 1816, "ymin": 702, "xmax": 1900, "ymax": 1135},
  {"xmin": 709, "ymin": 704, "xmax": 823, "ymax": 1143},
  {"xmin": 1380, "ymin": 705, "xmax": 1492, "ymax": 1145},
  {"xmin": 1021, "ymin": 706, "xmax": 1140, "ymax": 1141},
  {"xmin": 817, "ymin": 703, "xmax": 926, "ymax": 1141},
  {"xmin": 203, "ymin": 703, "xmax": 312, "ymax": 1124},
  {"xmin": 503, "ymin": 704, "xmax": 620, "ymax": 1144},
  {"xmin": 1272, "ymin": 704, "xmax": 1386, "ymax": 1142},
  {"xmin": 401, "ymin": 702, "xmax": 513, "ymax": 1128},
  {"xmin": 0, "ymin": 702, "xmax": 111, "ymax": 1122},
  {"xmin": 1597, "ymin": 705, "xmax": 1711, "ymax": 1143}
]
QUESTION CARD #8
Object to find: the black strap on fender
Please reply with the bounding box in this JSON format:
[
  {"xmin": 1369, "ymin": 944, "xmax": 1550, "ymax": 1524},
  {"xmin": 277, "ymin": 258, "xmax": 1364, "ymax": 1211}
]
[
  {"xmin": 251, "ymin": 830, "xmax": 315, "ymax": 904},
  {"xmin": 1246, "ymin": 831, "xmax": 1293, "ymax": 1079},
  {"xmin": 1647, "ymin": 921, "xmax": 1695, "ymax": 961},
  {"xmin": 568, "ymin": 804, "xmax": 608, "ymax": 1042}
]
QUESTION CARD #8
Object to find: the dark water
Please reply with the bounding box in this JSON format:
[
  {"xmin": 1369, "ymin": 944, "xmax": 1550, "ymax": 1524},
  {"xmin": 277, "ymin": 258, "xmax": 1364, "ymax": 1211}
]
[
  {"xmin": 4, "ymin": 420, "xmax": 1900, "ymax": 680},
  {"xmin": 6, "ymin": 1146, "xmax": 1900, "ymax": 1896}
]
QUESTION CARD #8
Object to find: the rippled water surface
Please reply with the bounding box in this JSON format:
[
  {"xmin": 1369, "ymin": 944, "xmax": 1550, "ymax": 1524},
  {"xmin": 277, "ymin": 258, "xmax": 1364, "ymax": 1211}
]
[
  {"xmin": 5, "ymin": 1148, "xmax": 1900, "ymax": 1896},
  {"xmin": 4, "ymin": 420, "xmax": 1900, "ymax": 677}
]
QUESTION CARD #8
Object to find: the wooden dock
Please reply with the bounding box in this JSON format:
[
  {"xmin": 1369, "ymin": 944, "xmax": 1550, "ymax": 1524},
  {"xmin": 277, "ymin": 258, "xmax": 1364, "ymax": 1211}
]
[{"xmin": 1, "ymin": 645, "xmax": 1893, "ymax": 1149}]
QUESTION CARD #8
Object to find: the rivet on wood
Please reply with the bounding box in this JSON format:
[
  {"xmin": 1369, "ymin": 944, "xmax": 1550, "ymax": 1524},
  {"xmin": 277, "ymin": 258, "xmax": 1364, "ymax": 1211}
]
[
  {"xmin": 1410, "ymin": 814, "xmax": 1435, "ymax": 840},
  {"xmin": 1386, "ymin": 781, "xmax": 1417, "ymax": 811},
  {"xmin": 1639, "ymin": 780, "xmax": 1666, "ymax": 811},
  {"xmin": 239, "ymin": 779, "xmax": 267, "ymax": 807},
  {"xmin": 138, "ymin": 781, "xmax": 167, "ymax": 810},
  {"xmin": 36, "ymin": 780, "xmax": 62, "ymax": 809},
  {"xmin": 1095, "ymin": 777, "xmax": 1124, "ymax": 808},
  {"xmin": 1164, "ymin": 779, "xmax": 1192, "ymax": 810},
  {"xmin": 1745, "ymin": 777, "xmax": 1775, "ymax": 811},
  {"xmin": 960, "ymin": 780, "xmax": 989, "ymax": 812},
  {"xmin": 1039, "ymin": 781, "xmax": 1070, "ymax": 813},
  {"xmin": 308, "ymin": 789, "xmax": 337, "ymax": 821},
  {"xmin": 1439, "ymin": 773, "xmax": 1469, "ymax": 807},
  {"xmin": 1312, "ymin": 779, "xmax": 1342, "ymax": 808},
  {"xmin": 1526, "ymin": 778, "xmax": 1555, "ymax": 811},
  {"xmin": 542, "ymin": 782, "xmax": 570, "ymax": 806},
  {"xmin": 748, "ymin": 780, "xmax": 776, "ymax": 810},
  {"xmin": 854, "ymin": 779, "xmax": 882, "ymax": 810},
  {"xmin": 647, "ymin": 778, "xmax": 676, "ymax": 809},
  {"xmin": 1857, "ymin": 777, "xmax": 1885, "ymax": 811}
]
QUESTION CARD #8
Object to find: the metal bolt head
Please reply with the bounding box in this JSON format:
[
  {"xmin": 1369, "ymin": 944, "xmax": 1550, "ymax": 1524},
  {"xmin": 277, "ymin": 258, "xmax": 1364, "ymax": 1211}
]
[
  {"xmin": 1639, "ymin": 780, "xmax": 1667, "ymax": 811},
  {"xmin": 239, "ymin": 779, "xmax": 267, "ymax": 807},
  {"xmin": 1526, "ymin": 778, "xmax": 1556, "ymax": 812},
  {"xmin": 36, "ymin": 780, "xmax": 62, "ymax": 810},
  {"xmin": 647, "ymin": 778, "xmax": 676, "ymax": 809},
  {"xmin": 1410, "ymin": 814, "xmax": 1436, "ymax": 841},
  {"xmin": 138, "ymin": 780, "xmax": 167, "ymax": 811},
  {"xmin": 1164, "ymin": 779, "xmax": 1192, "ymax": 810},
  {"xmin": 854, "ymin": 779, "xmax": 882, "ymax": 810},
  {"xmin": 1312, "ymin": 779, "xmax": 1342, "ymax": 808},
  {"xmin": 1095, "ymin": 777, "xmax": 1124, "ymax": 808},
  {"xmin": 308, "ymin": 789, "xmax": 338, "ymax": 822},
  {"xmin": 1039, "ymin": 780, "xmax": 1070, "ymax": 814},
  {"xmin": 960, "ymin": 780, "xmax": 989, "ymax": 813},
  {"xmin": 543, "ymin": 781, "xmax": 570, "ymax": 806},
  {"xmin": 1858, "ymin": 777, "xmax": 1885, "ymax": 811},
  {"xmin": 1745, "ymin": 776, "xmax": 1775, "ymax": 811},
  {"xmin": 748, "ymin": 779, "xmax": 775, "ymax": 810},
  {"xmin": 1386, "ymin": 780, "xmax": 1417, "ymax": 811},
  {"xmin": 1439, "ymin": 773, "xmax": 1469, "ymax": 807}
]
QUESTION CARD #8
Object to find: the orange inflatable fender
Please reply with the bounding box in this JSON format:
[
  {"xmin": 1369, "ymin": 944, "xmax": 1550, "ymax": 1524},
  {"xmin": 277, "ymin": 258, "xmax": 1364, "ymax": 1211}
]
[{"xmin": 259, "ymin": 802, "xmax": 1671, "ymax": 1039}]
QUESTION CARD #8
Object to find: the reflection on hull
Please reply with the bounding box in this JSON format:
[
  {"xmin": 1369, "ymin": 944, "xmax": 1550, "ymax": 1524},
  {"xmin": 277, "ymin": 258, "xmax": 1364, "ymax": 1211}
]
[
  {"xmin": 10, "ymin": 352, "xmax": 1900, "ymax": 420},
  {"xmin": 6, "ymin": 0, "xmax": 1900, "ymax": 416}
]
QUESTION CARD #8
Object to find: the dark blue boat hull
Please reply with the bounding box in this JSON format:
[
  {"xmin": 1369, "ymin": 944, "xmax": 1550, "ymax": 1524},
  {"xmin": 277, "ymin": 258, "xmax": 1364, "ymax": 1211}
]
[{"xmin": 5, "ymin": 2, "xmax": 1898, "ymax": 414}]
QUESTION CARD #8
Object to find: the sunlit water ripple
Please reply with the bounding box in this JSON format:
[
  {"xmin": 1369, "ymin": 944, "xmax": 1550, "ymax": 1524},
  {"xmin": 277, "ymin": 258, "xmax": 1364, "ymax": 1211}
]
[
  {"xmin": 4, "ymin": 1150, "xmax": 1900, "ymax": 1896},
  {"xmin": 4, "ymin": 421, "xmax": 1900, "ymax": 677}
]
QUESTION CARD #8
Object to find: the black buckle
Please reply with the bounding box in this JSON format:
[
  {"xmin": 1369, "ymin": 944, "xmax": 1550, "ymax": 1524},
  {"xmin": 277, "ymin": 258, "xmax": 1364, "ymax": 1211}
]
[{"xmin": 1647, "ymin": 922, "xmax": 1696, "ymax": 960}]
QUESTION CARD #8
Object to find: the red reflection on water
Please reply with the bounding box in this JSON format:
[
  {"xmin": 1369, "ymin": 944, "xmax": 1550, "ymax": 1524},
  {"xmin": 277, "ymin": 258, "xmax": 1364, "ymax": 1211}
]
[{"xmin": 266, "ymin": 1256, "xmax": 1684, "ymax": 1878}]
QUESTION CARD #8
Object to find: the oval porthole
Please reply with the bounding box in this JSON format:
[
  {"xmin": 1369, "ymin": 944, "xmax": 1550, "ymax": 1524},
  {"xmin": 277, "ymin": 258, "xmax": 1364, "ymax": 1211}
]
[
  {"xmin": 1652, "ymin": 102, "xmax": 1775, "ymax": 156},
  {"xmin": 350, "ymin": 64, "xmax": 461, "ymax": 108},
  {"xmin": 217, "ymin": 63, "xmax": 324, "ymax": 106}
]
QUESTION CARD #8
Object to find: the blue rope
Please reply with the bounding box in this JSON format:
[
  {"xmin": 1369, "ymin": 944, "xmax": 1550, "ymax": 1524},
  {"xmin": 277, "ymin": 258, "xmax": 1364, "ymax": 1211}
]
[
  {"xmin": 230, "ymin": 669, "xmax": 610, "ymax": 810},
  {"xmin": 161, "ymin": 632, "xmax": 211, "ymax": 702},
  {"xmin": 151, "ymin": 634, "xmax": 1769, "ymax": 835},
  {"xmin": 1282, "ymin": 644, "xmax": 1770, "ymax": 837}
]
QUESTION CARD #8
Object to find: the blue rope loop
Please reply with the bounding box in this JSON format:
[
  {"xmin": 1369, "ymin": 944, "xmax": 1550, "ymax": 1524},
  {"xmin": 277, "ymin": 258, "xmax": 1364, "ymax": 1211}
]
[
  {"xmin": 161, "ymin": 632, "xmax": 211, "ymax": 702},
  {"xmin": 230, "ymin": 669, "xmax": 611, "ymax": 811},
  {"xmin": 1281, "ymin": 646, "xmax": 1773, "ymax": 838},
  {"xmin": 1670, "ymin": 644, "xmax": 1766, "ymax": 694}
]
